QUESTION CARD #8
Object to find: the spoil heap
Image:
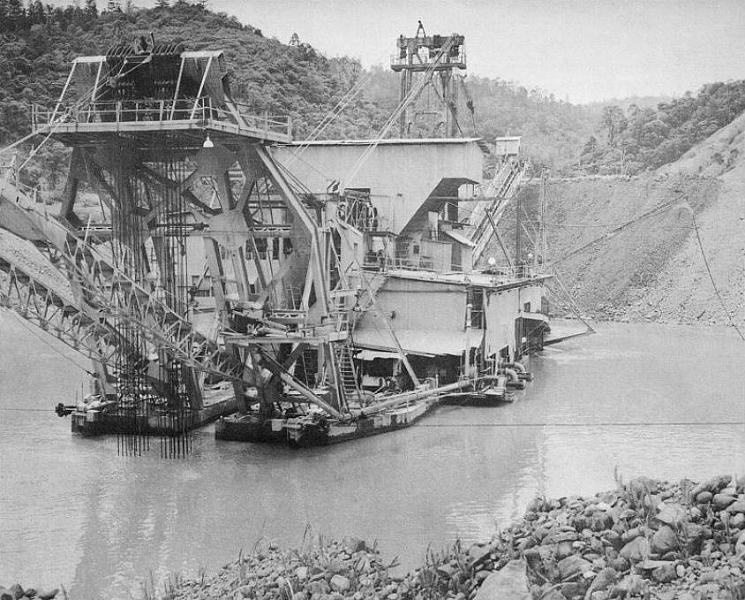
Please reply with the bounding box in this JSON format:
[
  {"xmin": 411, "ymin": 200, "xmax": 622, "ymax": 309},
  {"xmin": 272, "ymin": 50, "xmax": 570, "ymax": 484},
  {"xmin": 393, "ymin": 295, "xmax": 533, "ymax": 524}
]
[{"xmin": 161, "ymin": 476, "xmax": 744, "ymax": 600}]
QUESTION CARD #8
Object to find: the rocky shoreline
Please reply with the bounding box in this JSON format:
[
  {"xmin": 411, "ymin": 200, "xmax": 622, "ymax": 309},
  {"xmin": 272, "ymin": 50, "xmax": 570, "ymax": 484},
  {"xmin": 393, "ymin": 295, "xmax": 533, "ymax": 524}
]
[
  {"xmin": 153, "ymin": 476, "xmax": 745, "ymax": 599},
  {"xmin": 4, "ymin": 475, "xmax": 743, "ymax": 600}
]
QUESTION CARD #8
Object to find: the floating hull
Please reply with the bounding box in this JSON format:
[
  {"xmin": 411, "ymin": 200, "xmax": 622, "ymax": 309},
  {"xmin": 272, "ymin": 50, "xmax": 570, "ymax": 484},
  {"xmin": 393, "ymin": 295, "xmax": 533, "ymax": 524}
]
[
  {"xmin": 70, "ymin": 396, "xmax": 240, "ymax": 437},
  {"xmin": 442, "ymin": 389, "xmax": 511, "ymax": 406},
  {"xmin": 215, "ymin": 398, "xmax": 434, "ymax": 447}
]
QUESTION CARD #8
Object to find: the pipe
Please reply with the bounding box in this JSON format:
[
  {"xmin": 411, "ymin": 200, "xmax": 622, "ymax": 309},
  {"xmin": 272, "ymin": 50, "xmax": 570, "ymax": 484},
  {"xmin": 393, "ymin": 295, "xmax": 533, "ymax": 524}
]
[
  {"xmin": 507, "ymin": 361, "xmax": 533, "ymax": 381},
  {"xmin": 278, "ymin": 372, "xmax": 344, "ymax": 420},
  {"xmin": 503, "ymin": 368, "xmax": 519, "ymax": 383},
  {"xmin": 361, "ymin": 379, "xmax": 471, "ymax": 417}
]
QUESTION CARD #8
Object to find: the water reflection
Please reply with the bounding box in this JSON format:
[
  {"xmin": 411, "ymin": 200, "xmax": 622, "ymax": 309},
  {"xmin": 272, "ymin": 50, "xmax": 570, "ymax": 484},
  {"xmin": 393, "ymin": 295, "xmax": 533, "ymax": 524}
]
[{"xmin": 1, "ymin": 316, "xmax": 744, "ymax": 598}]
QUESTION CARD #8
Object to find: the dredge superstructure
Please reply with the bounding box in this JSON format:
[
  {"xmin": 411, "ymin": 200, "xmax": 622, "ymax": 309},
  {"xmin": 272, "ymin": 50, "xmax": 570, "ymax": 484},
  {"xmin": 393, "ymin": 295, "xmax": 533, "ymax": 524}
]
[{"xmin": 0, "ymin": 28, "xmax": 550, "ymax": 448}]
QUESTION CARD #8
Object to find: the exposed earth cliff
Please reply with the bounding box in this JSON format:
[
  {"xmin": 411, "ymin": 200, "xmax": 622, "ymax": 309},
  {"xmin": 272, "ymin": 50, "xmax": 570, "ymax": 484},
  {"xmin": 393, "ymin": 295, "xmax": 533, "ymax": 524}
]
[{"xmin": 498, "ymin": 112, "xmax": 745, "ymax": 328}]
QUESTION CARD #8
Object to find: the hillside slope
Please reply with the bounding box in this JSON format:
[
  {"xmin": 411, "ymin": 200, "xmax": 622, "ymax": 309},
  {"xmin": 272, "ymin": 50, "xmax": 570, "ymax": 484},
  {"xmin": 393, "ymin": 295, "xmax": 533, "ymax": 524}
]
[
  {"xmin": 489, "ymin": 114, "xmax": 745, "ymax": 327},
  {"xmin": 643, "ymin": 113, "xmax": 745, "ymax": 325}
]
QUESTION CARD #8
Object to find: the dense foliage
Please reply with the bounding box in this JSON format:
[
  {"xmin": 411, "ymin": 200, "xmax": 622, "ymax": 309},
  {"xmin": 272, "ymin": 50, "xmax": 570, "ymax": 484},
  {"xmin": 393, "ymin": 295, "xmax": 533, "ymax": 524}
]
[
  {"xmin": 2, "ymin": 1, "xmax": 744, "ymax": 188},
  {"xmin": 580, "ymin": 81, "xmax": 745, "ymax": 174}
]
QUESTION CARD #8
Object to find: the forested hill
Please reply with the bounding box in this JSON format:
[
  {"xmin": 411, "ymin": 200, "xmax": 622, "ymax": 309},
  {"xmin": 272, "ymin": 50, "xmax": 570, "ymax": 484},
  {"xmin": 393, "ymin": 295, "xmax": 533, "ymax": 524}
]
[
  {"xmin": 579, "ymin": 82, "xmax": 745, "ymax": 175},
  {"xmin": 2, "ymin": 1, "xmax": 745, "ymax": 187},
  {"xmin": 0, "ymin": 0, "xmax": 600, "ymax": 185}
]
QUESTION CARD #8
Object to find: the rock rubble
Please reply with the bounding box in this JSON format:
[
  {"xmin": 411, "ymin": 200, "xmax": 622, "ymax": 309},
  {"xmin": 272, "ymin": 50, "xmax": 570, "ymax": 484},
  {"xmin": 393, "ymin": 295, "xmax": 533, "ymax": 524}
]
[
  {"xmin": 164, "ymin": 476, "xmax": 743, "ymax": 600},
  {"xmin": 12, "ymin": 476, "xmax": 741, "ymax": 600},
  {"xmin": 0, "ymin": 585, "xmax": 58, "ymax": 600}
]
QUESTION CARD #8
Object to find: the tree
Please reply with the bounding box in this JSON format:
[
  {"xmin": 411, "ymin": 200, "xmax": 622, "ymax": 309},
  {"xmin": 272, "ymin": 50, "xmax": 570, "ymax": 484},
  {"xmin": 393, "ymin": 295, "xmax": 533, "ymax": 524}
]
[
  {"xmin": 582, "ymin": 135, "xmax": 598, "ymax": 155},
  {"xmin": 600, "ymin": 105, "xmax": 626, "ymax": 147},
  {"xmin": 6, "ymin": 0, "xmax": 26, "ymax": 30}
]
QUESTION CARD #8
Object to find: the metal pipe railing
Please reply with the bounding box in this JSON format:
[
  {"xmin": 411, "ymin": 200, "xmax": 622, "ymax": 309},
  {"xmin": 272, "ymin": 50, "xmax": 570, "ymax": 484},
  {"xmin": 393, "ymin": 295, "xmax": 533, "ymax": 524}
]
[{"xmin": 30, "ymin": 98, "xmax": 292, "ymax": 137}]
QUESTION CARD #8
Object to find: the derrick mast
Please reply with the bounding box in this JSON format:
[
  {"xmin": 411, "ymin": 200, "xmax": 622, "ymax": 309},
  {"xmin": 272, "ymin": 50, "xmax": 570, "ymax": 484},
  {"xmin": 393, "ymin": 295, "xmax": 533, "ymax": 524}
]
[{"xmin": 391, "ymin": 24, "xmax": 466, "ymax": 137}]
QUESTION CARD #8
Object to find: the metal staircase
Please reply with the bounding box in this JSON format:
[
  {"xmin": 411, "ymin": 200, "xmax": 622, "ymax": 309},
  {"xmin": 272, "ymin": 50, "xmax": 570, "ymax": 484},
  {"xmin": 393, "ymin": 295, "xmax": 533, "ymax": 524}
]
[
  {"xmin": 333, "ymin": 342, "xmax": 360, "ymax": 402},
  {"xmin": 468, "ymin": 159, "xmax": 527, "ymax": 264}
]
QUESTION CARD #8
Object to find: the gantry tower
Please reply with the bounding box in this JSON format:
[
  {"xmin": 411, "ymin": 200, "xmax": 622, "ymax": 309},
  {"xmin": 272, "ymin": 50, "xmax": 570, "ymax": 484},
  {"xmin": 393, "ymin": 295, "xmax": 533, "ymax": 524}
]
[
  {"xmin": 0, "ymin": 40, "xmax": 355, "ymax": 443},
  {"xmin": 391, "ymin": 24, "xmax": 466, "ymax": 137}
]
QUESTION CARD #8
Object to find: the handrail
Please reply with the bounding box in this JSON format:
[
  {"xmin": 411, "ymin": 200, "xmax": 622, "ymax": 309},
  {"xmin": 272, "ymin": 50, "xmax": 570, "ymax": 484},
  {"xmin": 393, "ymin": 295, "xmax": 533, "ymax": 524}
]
[
  {"xmin": 30, "ymin": 98, "xmax": 292, "ymax": 137},
  {"xmin": 390, "ymin": 50, "xmax": 466, "ymax": 67},
  {"xmin": 359, "ymin": 258, "xmax": 544, "ymax": 281}
]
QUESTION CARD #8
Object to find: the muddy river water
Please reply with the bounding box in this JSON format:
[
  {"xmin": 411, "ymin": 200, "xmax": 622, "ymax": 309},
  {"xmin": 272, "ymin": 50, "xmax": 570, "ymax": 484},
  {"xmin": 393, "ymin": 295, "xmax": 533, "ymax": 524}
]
[{"xmin": 1, "ymin": 313, "xmax": 743, "ymax": 598}]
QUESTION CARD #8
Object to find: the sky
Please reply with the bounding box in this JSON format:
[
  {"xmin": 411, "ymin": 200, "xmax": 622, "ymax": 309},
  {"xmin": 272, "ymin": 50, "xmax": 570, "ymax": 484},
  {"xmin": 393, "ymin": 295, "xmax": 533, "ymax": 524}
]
[{"xmin": 77, "ymin": 0, "xmax": 745, "ymax": 103}]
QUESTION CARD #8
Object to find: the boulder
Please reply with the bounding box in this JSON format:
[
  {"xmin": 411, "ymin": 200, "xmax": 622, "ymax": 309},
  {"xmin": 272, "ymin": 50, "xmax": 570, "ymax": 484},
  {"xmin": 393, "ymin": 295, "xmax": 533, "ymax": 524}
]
[
  {"xmin": 560, "ymin": 582, "xmax": 584, "ymax": 598},
  {"xmin": 37, "ymin": 590, "xmax": 58, "ymax": 600},
  {"xmin": 611, "ymin": 574, "xmax": 647, "ymax": 598},
  {"xmin": 651, "ymin": 526, "xmax": 679, "ymax": 554},
  {"xmin": 735, "ymin": 529, "xmax": 745, "ymax": 557},
  {"xmin": 590, "ymin": 512, "xmax": 614, "ymax": 532},
  {"xmin": 436, "ymin": 563, "xmax": 455, "ymax": 578},
  {"xmin": 619, "ymin": 537, "xmax": 648, "ymax": 562},
  {"xmin": 556, "ymin": 541, "xmax": 574, "ymax": 560},
  {"xmin": 651, "ymin": 563, "xmax": 678, "ymax": 583},
  {"xmin": 557, "ymin": 554, "xmax": 593, "ymax": 580},
  {"xmin": 725, "ymin": 500, "xmax": 745, "ymax": 514},
  {"xmin": 307, "ymin": 580, "xmax": 330, "ymax": 596},
  {"xmin": 610, "ymin": 557, "xmax": 629, "ymax": 572},
  {"xmin": 730, "ymin": 513, "xmax": 745, "ymax": 529},
  {"xmin": 295, "ymin": 566, "xmax": 308, "ymax": 581},
  {"xmin": 680, "ymin": 521, "xmax": 706, "ymax": 554},
  {"xmin": 545, "ymin": 530, "xmax": 579, "ymax": 544},
  {"xmin": 8, "ymin": 586, "xmax": 23, "ymax": 600},
  {"xmin": 326, "ymin": 558, "xmax": 347, "ymax": 575},
  {"xmin": 602, "ymin": 530, "xmax": 622, "ymax": 550},
  {"xmin": 329, "ymin": 575, "xmax": 350, "ymax": 594},
  {"xmin": 656, "ymin": 503, "xmax": 687, "ymax": 527},
  {"xmin": 584, "ymin": 567, "xmax": 617, "ymax": 599},
  {"xmin": 344, "ymin": 537, "xmax": 368, "ymax": 554},
  {"xmin": 695, "ymin": 475, "xmax": 731, "ymax": 495},
  {"xmin": 637, "ymin": 559, "xmax": 673, "ymax": 571},
  {"xmin": 0, "ymin": 588, "xmax": 12, "ymax": 600},
  {"xmin": 712, "ymin": 494, "xmax": 736, "ymax": 510},
  {"xmin": 467, "ymin": 543, "xmax": 491, "ymax": 566},
  {"xmin": 696, "ymin": 491, "xmax": 713, "ymax": 504},
  {"xmin": 627, "ymin": 477, "xmax": 659, "ymax": 496},
  {"xmin": 473, "ymin": 560, "xmax": 531, "ymax": 600},
  {"xmin": 621, "ymin": 527, "xmax": 643, "ymax": 544}
]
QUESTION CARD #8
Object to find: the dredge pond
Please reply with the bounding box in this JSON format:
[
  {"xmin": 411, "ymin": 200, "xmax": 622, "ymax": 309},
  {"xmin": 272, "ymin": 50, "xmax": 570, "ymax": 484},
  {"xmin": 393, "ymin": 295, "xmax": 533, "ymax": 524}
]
[{"xmin": 1, "ymin": 313, "xmax": 743, "ymax": 599}]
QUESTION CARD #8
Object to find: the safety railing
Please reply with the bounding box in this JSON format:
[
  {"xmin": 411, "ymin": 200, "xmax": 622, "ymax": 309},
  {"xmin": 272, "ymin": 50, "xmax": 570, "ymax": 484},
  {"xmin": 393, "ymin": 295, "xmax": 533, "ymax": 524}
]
[
  {"xmin": 31, "ymin": 98, "xmax": 292, "ymax": 138},
  {"xmin": 361, "ymin": 256, "xmax": 545, "ymax": 281},
  {"xmin": 390, "ymin": 48, "xmax": 466, "ymax": 68}
]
